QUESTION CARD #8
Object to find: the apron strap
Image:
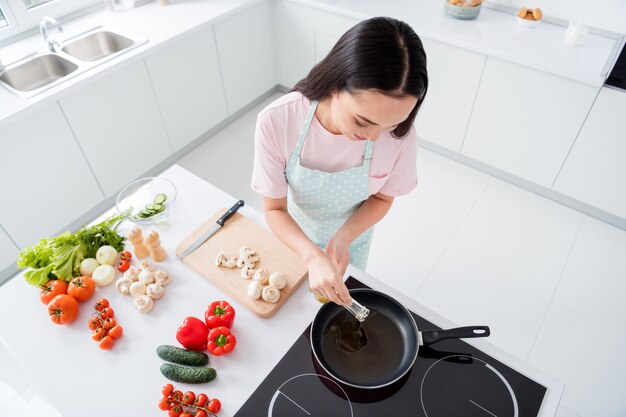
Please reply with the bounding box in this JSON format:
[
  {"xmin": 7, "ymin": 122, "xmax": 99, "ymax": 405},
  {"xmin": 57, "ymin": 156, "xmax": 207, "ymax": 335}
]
[{"xmin": 293, "ymin": 100, "xmax": 318, "ymax": 158}]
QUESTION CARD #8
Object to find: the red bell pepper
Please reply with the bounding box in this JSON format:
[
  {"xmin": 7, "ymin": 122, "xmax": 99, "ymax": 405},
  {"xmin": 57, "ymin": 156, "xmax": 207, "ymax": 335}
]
[
  {"xmin": 207, "ymin": 326, "xmax": 236, "ymax": 356},
  {"xmin": 205, "ymin": 300, "xmax": 235, "ymax": 329},
  {"xmin": 176, "ymin": 316, "xmax": 209, "ymax": 351}
]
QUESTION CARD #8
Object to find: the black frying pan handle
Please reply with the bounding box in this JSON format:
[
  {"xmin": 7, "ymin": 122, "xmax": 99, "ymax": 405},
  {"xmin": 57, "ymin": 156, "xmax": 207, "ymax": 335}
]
[{"xmin": 421, "ymin": 326, "xmax": 490, "ymax": 346}]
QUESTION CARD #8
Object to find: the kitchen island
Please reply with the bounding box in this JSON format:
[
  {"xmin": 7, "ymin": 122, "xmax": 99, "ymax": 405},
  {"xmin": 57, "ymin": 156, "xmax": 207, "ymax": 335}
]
[{"xmin": 0, "ymin": 165, "xmax": 563, "ymax": 416}]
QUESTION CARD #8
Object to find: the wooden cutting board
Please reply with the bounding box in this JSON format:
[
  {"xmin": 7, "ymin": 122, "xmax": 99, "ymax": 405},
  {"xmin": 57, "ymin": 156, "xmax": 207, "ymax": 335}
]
[{"xmin": 175, "ymin": 209, "xmax": 309, "ymax": 318}]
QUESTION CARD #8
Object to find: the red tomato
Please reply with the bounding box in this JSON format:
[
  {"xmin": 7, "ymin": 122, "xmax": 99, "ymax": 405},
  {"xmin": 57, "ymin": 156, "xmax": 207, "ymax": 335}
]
[
  {"xmin": 207, "ymin": 399, "xmax": 221, "ymax": 414},
  {"xmin": 108, "ymin": 325, "xmax": 123, "ymax": 339},
  {"xmin": 194, "ymin": 411, "xmax": 207, "ymax": 417},
  {"xmin": 159, "ymin": 396, "xmax": 170, "ymax": 411},
  {"xmin": 119, "ymin": 251, "xmax": 132, "ymax": 261},
  {"xmin": 100, "ymin": 307, "xmax": 114, "ymax": 320},
  {"xmin": 93, "ymin": 298, "xmax": 109, "ymax": 311},
  {"xmin": 117, "ymin": 259, "xmax": 130, "ymax": 273},
  {"xmin": 48, "ymin": 294, "xmax": 79, "ymax": 325},
  {"xmin": 168, "ymin": 405, "xmax": 182, "ymax": 417},
  {"xmin": 194, "ymin": 393, "xmax": 208, "ymax": 407},
  {"xmin": 102, "ymin": 317, "xmax": 117, "ymax": 330},
  {"xmin": 68, "ymin": 276, "xmax": 96, "ymax": 302},
  {"xmin": 179, "ymin": 413, "xmax": 192, "ymax": 417},
  {"xmin": 98, "ymin": 335, "xmax": 114, "ymax": 350},
  {"xmin": 162, "ymin": 384, "xmax": 174, "ymax": 397},
  {"xmin": 92, "ymin": 327, "xmax": 106, "ymax": 341},
  {"xmin": 182, "ymin": 391, "xmax": 195, "ymax": 405},
  {"xmin": 171, "ymin": 390, "xmax": 183, "ymax": 401},
  {"xmin": 40, "ymin": 280, "xmax": 68, "ymax": 304},
  {"xmin": 88, "ymin": 316, "xmax": 101, "ymax": 330}
]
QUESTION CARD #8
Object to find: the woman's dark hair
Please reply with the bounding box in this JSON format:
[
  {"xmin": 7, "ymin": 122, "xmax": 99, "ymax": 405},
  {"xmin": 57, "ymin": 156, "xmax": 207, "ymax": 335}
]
[{"xmin": 292, "ymin": 17, "xmax": 428, "ymax": 138}]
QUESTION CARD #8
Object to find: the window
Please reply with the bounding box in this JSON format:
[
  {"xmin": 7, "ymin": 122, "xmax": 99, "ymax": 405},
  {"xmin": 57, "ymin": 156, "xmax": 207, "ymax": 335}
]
[{"xmin": 0, "ymin": 0, "xmax": 98, "ymax": 42}]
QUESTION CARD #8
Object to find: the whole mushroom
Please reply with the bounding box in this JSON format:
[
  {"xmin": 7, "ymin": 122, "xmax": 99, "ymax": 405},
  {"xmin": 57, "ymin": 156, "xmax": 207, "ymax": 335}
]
[{"xmin": 134, "ymin": 295, "xmax": 154, "ymax": 313}]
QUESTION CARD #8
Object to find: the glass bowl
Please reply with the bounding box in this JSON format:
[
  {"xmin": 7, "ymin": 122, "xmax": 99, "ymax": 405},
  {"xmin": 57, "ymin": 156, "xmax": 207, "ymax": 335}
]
[{"xmin": 116, "ymin": 177, "xmax": 177, "ymax": 225}]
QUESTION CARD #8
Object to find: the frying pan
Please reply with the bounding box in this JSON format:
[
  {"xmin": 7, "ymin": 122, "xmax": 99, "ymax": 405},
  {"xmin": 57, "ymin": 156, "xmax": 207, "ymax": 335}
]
[{"xmin": 310, "ymin": 288, "xmax": 490, "ymax": 389}]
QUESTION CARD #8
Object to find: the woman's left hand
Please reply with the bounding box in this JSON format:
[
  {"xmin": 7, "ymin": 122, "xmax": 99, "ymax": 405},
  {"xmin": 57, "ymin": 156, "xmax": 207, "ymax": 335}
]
[{"xmin": 325, "ymin": 235, "xmax": 351, "ymax": 276}]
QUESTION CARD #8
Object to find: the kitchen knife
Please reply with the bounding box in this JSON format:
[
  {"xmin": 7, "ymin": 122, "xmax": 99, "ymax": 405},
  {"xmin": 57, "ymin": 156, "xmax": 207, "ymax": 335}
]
[{"xmin": 177, "ymin": 200, "xmax": 245, "ymax": 260}]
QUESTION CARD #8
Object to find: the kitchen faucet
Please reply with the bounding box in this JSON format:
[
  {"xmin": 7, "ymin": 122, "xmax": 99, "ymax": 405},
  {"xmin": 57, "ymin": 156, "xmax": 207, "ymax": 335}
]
[{"xmin": 40, "ymin": 16, "xmax": 63, "ymax": 52}]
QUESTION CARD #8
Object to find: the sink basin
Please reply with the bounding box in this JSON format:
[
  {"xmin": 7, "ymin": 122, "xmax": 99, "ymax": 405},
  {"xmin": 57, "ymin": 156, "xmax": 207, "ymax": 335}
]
[
  {"xmin": 61, "ymin": 30, "xmax": 135, "ymax": 62},
  {"xmin": 0, "ymin": 53, "xmax": 78, "ymax": 93}
]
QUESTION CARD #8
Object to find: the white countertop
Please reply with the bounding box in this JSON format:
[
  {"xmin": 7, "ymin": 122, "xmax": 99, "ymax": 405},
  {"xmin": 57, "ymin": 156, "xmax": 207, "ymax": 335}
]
[
  {"xmin": 0, "ymin": 164, "xmax": 563, "ymax": 417},
  {"xmin": 292, "ymin": 0, "xmax": 621, "ymax": 88}
]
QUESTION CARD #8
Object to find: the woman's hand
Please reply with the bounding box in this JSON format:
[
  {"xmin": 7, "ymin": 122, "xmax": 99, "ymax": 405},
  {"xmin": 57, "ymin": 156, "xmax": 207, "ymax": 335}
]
[
  {"xmin": 325, "ymin": 235, "xmax": 351, "ymax": 277},
  {"xmin": 306, "ymin": 249, "xmax": 352, "ymax": 306}
]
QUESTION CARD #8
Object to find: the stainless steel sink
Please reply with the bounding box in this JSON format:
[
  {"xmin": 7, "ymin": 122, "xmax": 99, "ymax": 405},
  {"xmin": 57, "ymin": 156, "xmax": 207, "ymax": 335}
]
[
  {"xmin": 0, "ymin": 53, "xmax": 78, "ymax": 93},
  {"xmin": 0, "ymin": 25, "xmax": 147, "ymax": 98},
  {"xmin": 61, "ymin": 30, "xmax": 135, "ymax": 62}
]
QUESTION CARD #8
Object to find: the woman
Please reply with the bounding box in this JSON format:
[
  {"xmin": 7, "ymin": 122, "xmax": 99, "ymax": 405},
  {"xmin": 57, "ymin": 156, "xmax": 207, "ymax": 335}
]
[{"xmin": 252, "ymin": 17, "xmax": 428, "ymax": 306}]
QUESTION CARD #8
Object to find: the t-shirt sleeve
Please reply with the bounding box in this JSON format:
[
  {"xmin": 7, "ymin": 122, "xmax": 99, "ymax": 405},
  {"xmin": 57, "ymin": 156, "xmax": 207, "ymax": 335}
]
[
  {"xmin": 378, "ymin": 128, "xmax": 418, "ymax": 197},
  {"xmin": 251, "ymin": 111, "xmax": 289, "ymax": 199}
]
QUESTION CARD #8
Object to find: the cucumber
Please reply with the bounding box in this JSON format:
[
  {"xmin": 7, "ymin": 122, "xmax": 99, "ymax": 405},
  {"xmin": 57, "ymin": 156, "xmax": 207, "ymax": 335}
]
[
  {"xmin": 157, "ymin": 345, "xmax": 209, "ymax": 367},
  {"xmin": 154, "ymin": 193, "xmax": 167, "ymax": 204},
  {"xmin": 160, "ymin": 363, "xmax": 217, "ymax": 384}
]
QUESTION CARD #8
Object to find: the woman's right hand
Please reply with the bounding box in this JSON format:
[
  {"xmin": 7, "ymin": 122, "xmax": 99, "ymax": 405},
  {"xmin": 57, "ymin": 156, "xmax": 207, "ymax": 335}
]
[{"xmin": 306, "ymin": 250, "xmax": 352, "ymax": 306}]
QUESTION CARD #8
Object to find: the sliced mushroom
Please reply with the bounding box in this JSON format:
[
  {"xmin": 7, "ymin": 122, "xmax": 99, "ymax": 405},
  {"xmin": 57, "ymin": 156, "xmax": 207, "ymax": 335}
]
[
  {"xmin": 215, "ymin": 251, "xmax": 225, "ymax": 267},
  {"xmin": 138, "ymin": 269, "xmax": 155, "ymax": 285},
  {"xmin": 134, "ymin": 295, "xmax": 154, "ymax": 313},
  {"xmin": 253, "ymin": 268, "xmax": 270, "ymax": 285},
  {"xmin": 154, "ymin": 269, "xmax": 171, "ymax": 286},
  {"xmin": 115, "ymin": 277, "xmax": 133, "ymax": 295},
  {"xmin": 236, "ymin": 257, "xmax": 246, "ymax": 268},
  {"xmin": 247, "ymin": 281, "xmax": 262, "ymax": 300},
  {"xmin": 129, "ymin": 281, "xmax": 147, "ymax": 297},
  {"xmin": 269, "ymin": 272, "xmax": 287, "ymax": 290},
  {"xmin": 262, "ymin": 285, "xmax": 281, "ymax": 303},
  {"xmin": 241, "ymin": 265, "xmax": 256, "ymax": 279},
  {"xmin": 221, "ymin": 256, "xmax": 238, "ymax": 268},
  {"xmin": 239, "ymin": 247, "xmax": 256, "ymax": 259},
  {"xmin": 146, "ymin": 283, "xmax": 165, "ymax": 299}
]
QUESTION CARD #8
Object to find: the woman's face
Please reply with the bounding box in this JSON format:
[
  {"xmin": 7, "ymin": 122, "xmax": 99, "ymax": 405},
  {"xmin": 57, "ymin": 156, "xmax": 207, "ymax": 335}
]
[{"xmin": 329, "ymin": 89, "xmax": 418, "ymax": 142}]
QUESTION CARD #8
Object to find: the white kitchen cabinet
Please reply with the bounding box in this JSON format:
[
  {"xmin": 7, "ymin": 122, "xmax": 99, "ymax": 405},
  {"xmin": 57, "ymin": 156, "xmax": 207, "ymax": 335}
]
[
  {"xmin": 275, "ymin": 1, "xmax": 359, "ymax": 87},
  {"xmin": 0, "ymin": 103, "xmax": 103, "ymax": 247},
  {"xmin": 59, "ymin": 61, "xmax": 172, "ymax": 197},
  {"xmin": 553, "ymin": 87, "xmax": 626, "ymax": 218},
  {"xmin": 0, "ymin": 225, "xmax": 19, "ymax": 276},
  {"xmin": 415, "ymin": 38, "xmax": 485, "ymax": 152},
  {"xmin": 462, "ymin": 58, "xmax": 598, "ymax": 187},
  {"xmin": 214, "ymin": 1, "xmax": 276, "ymax": 116},
  {"xmin": 145, "ymin": 27, "xmax": 228, "ymax": 151}
]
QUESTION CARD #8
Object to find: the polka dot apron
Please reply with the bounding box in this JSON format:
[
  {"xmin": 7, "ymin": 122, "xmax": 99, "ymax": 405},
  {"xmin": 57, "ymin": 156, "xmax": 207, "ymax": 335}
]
[{"xmin": 285, "ymin": 100, "xmax": 374, "ymax": 269}]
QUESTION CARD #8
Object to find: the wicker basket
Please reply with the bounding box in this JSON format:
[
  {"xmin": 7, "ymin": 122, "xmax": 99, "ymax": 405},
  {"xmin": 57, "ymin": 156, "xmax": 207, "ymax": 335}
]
[{"xmin": 445, "ymin": 1, "xmax": 482, "ymax": 20}]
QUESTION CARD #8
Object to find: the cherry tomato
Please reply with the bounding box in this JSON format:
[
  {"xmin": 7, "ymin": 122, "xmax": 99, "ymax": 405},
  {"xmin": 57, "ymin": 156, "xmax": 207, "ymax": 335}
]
[
  {"xmin": 194, "ymin": 393, "xmax": 208, "ymax": 407},
  {"xmin": 119, "ymin": 251, "xmax": 132, "ymax": 261},
  {"xmin": 171, "ymin": 390, "xmax": 183, "ymax": 401},
  {"xmin": 92, "ymin": 327, "xmax": 106, "ymax": 341},
  {"xmin": 117, "ymin": 259, "xmax": 130, "ymax": 273},
  {"xmin": 179, "ymin": 413, "xmax": 192, "ymax": 417},
  {"xmin": 194, "ymin": 411, "xmax": 207, "ymax": 417},
  {"xmin": 94, "ymin": 298, "xmax": 109, "ymax": 311},
  {"xmin": 100, "ymin": 307, "xmax": 114, "ymax": 320},
  {"xmin": 108, "ymin": 325, "xmax": 123, "ymax": 339},
  {"xmin": 159, "ymin": 396, "xmax": 171, "ymax": 411},
  {"xmin": 182, "ymin": 391, "xmax": 195, "ymax": 405},
  {"xmin": 207, "ymin": 399, "xmax": 221, "ymax": 414},
  {"xmin": 162, "ymin": 384, "xmax": 174, "ymax": 397},
  {"xmin": 48, "ymin": 294, "xmax": 79, "ymax": 325},
  {"xmin": 67, "ymin": 276, "xmax": 96, "ymax": 302},
  {"xmin": 40, "ymin": 280, "xmax": 68, "ymax": 304},
  {"xmin": 102, "ymin": 317, "xmax": 117, "ymax": 330},
  {"xmin": 98, "ymin": 335, "xmax": 114, "ymax": 350},
  {"xmin": 168, "ymin": 405, "xmax": 182, "ymax": 417},
  {"xmin": 88, "ymin": 316, "xmax": 102, "ymax": 330}
]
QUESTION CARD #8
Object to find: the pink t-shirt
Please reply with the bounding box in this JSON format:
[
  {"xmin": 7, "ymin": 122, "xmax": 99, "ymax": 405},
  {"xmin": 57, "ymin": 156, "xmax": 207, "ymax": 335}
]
[{"xmin": 251, "ymin": 92, "xmax": 418, "ymax": 199}]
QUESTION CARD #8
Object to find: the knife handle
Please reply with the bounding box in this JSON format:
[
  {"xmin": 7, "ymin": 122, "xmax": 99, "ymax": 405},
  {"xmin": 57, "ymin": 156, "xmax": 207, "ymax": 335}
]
[{"xmin": 216, "ymin": 200, "xmax": 245, "ymax": 226}]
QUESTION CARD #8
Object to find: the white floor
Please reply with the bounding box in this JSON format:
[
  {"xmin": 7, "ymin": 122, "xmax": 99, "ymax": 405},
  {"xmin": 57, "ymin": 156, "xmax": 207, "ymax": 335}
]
[{"xmin": 2, "ymin": 93, "xmax": 625, "ymax": 417}]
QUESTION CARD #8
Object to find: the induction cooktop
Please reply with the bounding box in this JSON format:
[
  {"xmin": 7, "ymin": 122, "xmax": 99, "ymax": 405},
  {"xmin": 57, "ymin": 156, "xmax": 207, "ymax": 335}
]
[{"xmin": 235, "ymin": 277, "xmax": 546, "ymax": 417}]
